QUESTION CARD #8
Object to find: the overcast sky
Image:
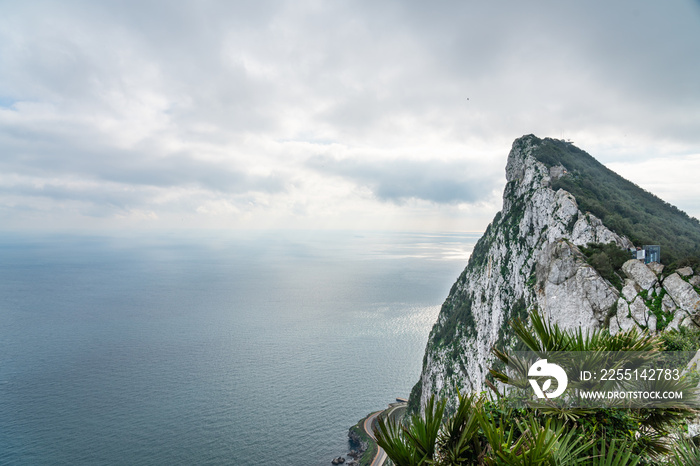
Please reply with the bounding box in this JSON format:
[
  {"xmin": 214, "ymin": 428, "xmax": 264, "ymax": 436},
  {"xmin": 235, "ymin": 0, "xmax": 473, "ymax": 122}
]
[{"xmin": 1, "ymin": 0, "xmax": 699, "ymax": 233}]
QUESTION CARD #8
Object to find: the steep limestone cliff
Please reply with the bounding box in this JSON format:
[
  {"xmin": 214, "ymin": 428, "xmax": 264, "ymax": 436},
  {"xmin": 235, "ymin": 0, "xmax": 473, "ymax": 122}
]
[{"xmin": 410, "ymin": 134, "xmax": 700, "ymax": 412}]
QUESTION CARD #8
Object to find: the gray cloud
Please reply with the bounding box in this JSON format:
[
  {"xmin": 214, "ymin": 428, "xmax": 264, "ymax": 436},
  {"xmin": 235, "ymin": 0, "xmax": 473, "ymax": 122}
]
[
  {"xmin": 307, "ymin": 155, "xmax": 499, "ymax": 204},
  {"xmin": 0, "ymin": 182, "xmax": 149, "ymax": 215},
  {"xmin": 0, "ymin": 126, "xmax": 286, "ymax": 194},
  {"xmin": 0, "ymin": 0, "xmax": 698, "ymax": 229},
  {"xmin": 313, "ymin": 1, "xmax": 700, "ymax": 145}
]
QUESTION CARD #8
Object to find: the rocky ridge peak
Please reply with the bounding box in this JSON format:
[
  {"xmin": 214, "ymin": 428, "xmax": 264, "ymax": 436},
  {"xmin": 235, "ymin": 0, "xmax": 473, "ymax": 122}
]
[{"xmin": 410, "ymin": 135, "xmax": 678, "ymax": 413}]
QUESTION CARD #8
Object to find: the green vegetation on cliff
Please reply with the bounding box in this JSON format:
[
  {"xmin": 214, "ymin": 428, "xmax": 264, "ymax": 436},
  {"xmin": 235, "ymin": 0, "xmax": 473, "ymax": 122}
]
[
  {"xmin": 406, "ymin": 134, "xmax": 700, "ymax": 449},
  {"xmin": 579, "ymin": 242, "xmax": 630, "ymax": 291},
  {"xmin": 379, "ymin": 310, "xmax": 700, "ymax": 465},
  {"xmin": 527, "ymin": 135, "xmax": 700, "ymax": 266}
]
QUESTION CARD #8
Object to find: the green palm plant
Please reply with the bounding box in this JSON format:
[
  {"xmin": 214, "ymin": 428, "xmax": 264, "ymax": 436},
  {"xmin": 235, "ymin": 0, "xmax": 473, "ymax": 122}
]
[
  {"xmin": 668, "ymin": 434, "xmax": 700, "ymax": 465},
  {"xmin": 374, "ymin": 415, "xmax": 421, "ymax": 466},
  {"xmin": 374, "ymin": 394, "xmax": 445, "ymax": 466},
  {"xmin": 494, "ymin": 307, "xmax": 660, "ymax": 357},
  {"xmin": 491, "ymin": 308, "xmax": 698, "ymax": 458},
  {"xmin": 479, "ymin": 416, "xmax": 565, "ymax": 465},
  {"xmin": 380, "ymin": 307, "xmax": 697, "ymax": 465},
  {"xmin": 491, "ymin": 309, "xmax": 663, "ymax": 404},
  {"xmin": 584, "ymin": 439, "xmax": 640, "ymax": 466},
  {"xmin": 377, "ymin": 391, "xmax": 645, "ymax": 465},
  {"xmin": 433, "ymin": 392, "xmax": 484, "ymax": 465}
]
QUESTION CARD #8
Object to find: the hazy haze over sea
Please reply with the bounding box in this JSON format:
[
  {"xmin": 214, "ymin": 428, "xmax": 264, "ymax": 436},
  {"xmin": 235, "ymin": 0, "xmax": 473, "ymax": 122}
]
[{"xmin": 0, "ymin": 230, "xmax": 477, "ymax": 465}]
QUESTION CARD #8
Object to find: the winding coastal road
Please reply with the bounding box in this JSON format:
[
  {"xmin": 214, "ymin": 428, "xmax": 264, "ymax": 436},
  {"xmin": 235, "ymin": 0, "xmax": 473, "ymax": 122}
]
[
  {"xmin": 362, "ymin": 401, "xmax": 406, "ymax": 466},
  {"xmin": 363, "ymin": 410, "xmax": 387, "ymax": 466}
]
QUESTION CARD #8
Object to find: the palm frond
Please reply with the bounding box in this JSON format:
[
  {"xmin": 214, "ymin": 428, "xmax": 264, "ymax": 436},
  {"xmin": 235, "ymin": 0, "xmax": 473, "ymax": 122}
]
[
  {"xmin": 374, "ymin": 414, "xmax": 422, "ymax": 466},
  {"xmin": 585, "ymin": 438, "xmax": 641, "ymax": 466},
  {"xmin": 668, "ymin": 434, "xmax": 700, "ymax": 466},
  {"xmin": 434, "ymin": 392, "xmax": 483, "ymax": 465},
  {"xmin": 403, "ymin": 394, "xmax": 445, "ymax": 463}
]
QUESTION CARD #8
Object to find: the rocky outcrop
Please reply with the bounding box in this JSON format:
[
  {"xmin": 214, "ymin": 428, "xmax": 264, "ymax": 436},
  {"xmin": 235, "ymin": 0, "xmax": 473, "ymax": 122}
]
[
  {"xmin": 411, "ymin": 134, "xmax": 700, "ymax": 413},
  {"xmin": 648, "ymin": 262, "xmax": 665, "ymax": 276},
  {"xmin": 622, "ymin": 259, "xmax": 658, "ymax": 291},
  {"xmin": 607, "ymin": 263, "xmax": 700, "ymax": 332},
  {"xmin": 347, "ymin": 429, "xmax": 367, "ymax": 456},
  {"xmin": 535, "ymin": 240, "xmax": 619, "ymax": 330},
  {"xmin": 412, "ymin": 135, "xmax": 633, "ymax": 411},
  {"xmin": 663, "ymin": 273, "xmax": 700, "ymax": 315}
]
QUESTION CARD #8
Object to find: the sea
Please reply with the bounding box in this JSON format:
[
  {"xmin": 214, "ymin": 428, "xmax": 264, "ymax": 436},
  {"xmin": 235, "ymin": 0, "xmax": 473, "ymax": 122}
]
[{"xmin": 0, "ymin": 230, "xmax": 479, "ymax": 465}]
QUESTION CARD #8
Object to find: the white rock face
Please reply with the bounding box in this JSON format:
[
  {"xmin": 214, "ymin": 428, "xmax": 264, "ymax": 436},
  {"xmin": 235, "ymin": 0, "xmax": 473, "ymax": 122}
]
[
  {"xmin": 549, "ymin": 164, "xmax": 567, "ymax": 180},
  {"xmin": 621, "ymin": 259, "xmax": 658, "ymax": 291},
  {"xmin": 663, "ymin": 293, "xmax": 678, "ymax": 313},
  {"xmin": 663, "ymin": 273, "xmax": 700, "ymax": 314},
  {"xmin": 610, "ymin": 299, "xmax": 635, "ymax": 333},
  {"xmin": 413, "ymin": 135, "xmax": 700, "ymax": 412},
  {"xmin": 415, "ymin": 136, "xmax": 630, "ymax": 410},
  {"xmin": 535, "ymin": 240, "xmax": 618, "ymax": 329},
  {"xmin": 571, "ymin": 214, "xmax": 632, "ymax": 248},
  {"xmin": 677, "ymin": 266, "xmax": 694, "ymax": 277},
  {"xmin": 630, "ymin": 296, "xmax": 655, "ymax": 331},
  {"xmin": 621, "ymin": 279, "xmax": 640, "ymax": 302},
  {"xmin": 667, "ymin": 309, "xmax": 688, "ymax": 331},
  {"xmin": 647, "ymin": 262, "xmax": 664, "ymax": 276}
]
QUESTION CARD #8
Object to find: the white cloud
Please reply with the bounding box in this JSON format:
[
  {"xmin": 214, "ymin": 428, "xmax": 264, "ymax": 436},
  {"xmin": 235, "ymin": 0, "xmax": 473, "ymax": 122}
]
[
  {"xmin": 606, "ymin": 154, "xmax": 700, "ymax": 219},
  {"xmin": 0, "ymin": 0, "xmax": 698, "ymax": 231}
]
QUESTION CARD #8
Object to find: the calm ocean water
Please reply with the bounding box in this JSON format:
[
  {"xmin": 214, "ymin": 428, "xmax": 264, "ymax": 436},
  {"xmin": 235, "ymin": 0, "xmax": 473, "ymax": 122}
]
[{"xmin": 0, "ymin": 230, "xmax": 477, "ymax": 465}]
